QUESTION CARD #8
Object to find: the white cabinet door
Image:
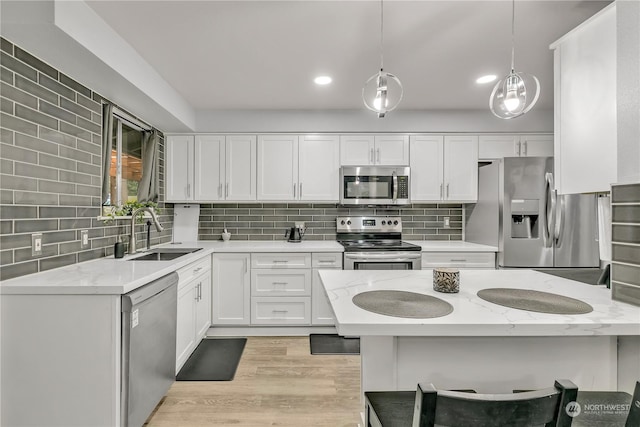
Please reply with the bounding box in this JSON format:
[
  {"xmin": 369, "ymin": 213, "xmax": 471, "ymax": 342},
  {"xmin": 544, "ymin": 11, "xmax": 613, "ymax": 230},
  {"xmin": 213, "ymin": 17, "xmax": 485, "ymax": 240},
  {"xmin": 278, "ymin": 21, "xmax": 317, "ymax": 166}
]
[
  {"xmin": 257, "ymin": 135, "xmax": 299, "ymax": 200},
  {"xmin": 444, "ymin": 136, "xmax": 478, "ymax": 202},
  {"xmin": 340, "ymin": 135, "xmax": 375, "ymax": 165},
  {"xmin": 212, "ymin": 254, "xmax": 251, "ymax": 325},
  {"xmin": 195, "ymin": 270, "xmax": 212, "ymax": 339},
  {"xmin": 312, "ymin": 268, "xmax": 336, "ymax": 325},
  {"xmin": 299, "ymin": 134, "xmax": 340, "ymax": 201},
  {"xmin": 520, "ymin": 134, "xmax": 554, "ymax": 157},
  {"xmin": 553, "ymin": 4, "xmax": 616, "ymax": 194},
  {"xmin": 478, "ymin": 135, "xmax": 520, "ymax": 159},
  {"xmin": 165, "ymin": 135, "xmax": 193, "ymax": 201},
  {"xmin": 410, "ymin": 135, "xmax": 444, "ymax": 201},
  {"xmin": 176, "ymin": 281, "xmax": 196, "ymax": 372},
  {"xmin": 375, "ymin": 135, "xmax": 409, "ymax": 165},
  {"xmin": 226, "ymin": 135, "xmax": 256, "ymax": 201},
  {"xmin": 194, "ymin": 135, "xmax": 224, "ymax": 201}
]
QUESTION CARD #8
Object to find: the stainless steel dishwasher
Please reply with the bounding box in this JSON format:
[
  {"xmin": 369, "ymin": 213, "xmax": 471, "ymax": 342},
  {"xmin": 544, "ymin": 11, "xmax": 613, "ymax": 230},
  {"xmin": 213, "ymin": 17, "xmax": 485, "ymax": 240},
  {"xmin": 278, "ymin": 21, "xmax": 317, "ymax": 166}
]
[{"xmin": 121, "ymin": 272, "xmax": 178, "ymax": 427}]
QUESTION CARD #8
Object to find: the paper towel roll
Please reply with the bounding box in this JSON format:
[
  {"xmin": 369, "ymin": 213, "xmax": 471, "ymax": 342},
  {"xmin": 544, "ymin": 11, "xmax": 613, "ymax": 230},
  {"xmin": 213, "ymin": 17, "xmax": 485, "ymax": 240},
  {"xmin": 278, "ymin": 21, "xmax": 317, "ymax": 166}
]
[{"xmin": 597, "ymin": 196, "xmax": 611, "ymax": 262}]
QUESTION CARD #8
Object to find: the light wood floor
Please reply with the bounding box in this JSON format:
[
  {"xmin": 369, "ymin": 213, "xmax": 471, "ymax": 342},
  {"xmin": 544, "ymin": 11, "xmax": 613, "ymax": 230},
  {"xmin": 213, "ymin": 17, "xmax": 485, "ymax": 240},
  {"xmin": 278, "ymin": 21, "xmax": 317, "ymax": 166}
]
[{"xmin": 146, "ymin": 336, "xmax": 362, "ymax": 427}]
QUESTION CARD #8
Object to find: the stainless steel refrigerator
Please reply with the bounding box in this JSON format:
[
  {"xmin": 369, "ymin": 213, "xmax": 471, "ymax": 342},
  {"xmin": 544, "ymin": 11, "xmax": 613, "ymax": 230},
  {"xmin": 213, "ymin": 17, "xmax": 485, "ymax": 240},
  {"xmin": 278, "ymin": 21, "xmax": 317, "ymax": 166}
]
[{"xmin": 466, "ymin": 157, "xmax": 599, "ymax": 268}]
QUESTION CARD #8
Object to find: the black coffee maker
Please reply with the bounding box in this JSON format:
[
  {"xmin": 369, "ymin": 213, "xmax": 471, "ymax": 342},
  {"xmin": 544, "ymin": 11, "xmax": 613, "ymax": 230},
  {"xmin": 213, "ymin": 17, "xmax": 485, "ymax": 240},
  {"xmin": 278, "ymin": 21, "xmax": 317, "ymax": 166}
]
[{"xmin": 285, "ymin": 226, "xmax": 305, "ymax": 243}]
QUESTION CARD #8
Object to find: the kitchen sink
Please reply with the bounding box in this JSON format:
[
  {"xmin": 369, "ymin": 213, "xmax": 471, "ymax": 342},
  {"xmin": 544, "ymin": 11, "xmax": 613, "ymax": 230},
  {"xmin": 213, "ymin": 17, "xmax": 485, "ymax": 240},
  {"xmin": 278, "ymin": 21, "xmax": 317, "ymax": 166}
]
[{"xmin": 128, "ymin": 248, "xmax": 203, "ymax": 261}]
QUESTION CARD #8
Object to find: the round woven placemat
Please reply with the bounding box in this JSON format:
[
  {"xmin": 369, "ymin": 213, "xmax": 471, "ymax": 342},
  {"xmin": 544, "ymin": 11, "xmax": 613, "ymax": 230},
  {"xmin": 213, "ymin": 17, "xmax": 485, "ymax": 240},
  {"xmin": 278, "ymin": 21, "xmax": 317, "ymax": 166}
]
[
  {"xmin": 352, "ymin": 290, "xmax": 453, "ymax": 319},
  {"xmin": 477, "ymin": 288, "xmax": 593, "ymax": 314}
]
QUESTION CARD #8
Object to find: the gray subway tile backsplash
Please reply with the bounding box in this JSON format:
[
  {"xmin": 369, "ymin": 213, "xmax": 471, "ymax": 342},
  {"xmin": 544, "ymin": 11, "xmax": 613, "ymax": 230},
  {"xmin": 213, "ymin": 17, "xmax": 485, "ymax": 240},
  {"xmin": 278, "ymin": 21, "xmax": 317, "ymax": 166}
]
[
  {"xmin": 0, "ymin": 37, "xmax": 172, "ymax": 281},
  {"xmin": 197, "ymin": 202, "xmax": 463, "ymax": 241},
  {"xmin": 611, "ymin": 182, "xmax": 640, "ymax": 307}
]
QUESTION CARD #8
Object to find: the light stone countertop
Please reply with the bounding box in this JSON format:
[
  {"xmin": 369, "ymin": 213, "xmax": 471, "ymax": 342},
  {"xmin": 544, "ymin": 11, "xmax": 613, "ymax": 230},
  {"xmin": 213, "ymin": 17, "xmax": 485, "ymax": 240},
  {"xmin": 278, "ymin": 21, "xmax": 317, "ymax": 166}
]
[
  {"xmin": 318, "ymin": 269, "xmax": 640, "ymax": 337},
  {"xmin": 0, "ymin": 240, "xmax": 344, "ymax": 295}
]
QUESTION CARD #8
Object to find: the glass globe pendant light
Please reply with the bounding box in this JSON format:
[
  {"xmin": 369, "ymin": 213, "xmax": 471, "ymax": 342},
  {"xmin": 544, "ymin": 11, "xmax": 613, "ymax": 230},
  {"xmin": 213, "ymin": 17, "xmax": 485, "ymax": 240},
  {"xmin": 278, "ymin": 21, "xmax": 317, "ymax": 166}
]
[
  {"xmin": 362, "ymin": 0, "xmax": 403, "ymax": 118},
  {"xmin": 490, "ymin": 0, "xmax": 540, "ymax": 119}
]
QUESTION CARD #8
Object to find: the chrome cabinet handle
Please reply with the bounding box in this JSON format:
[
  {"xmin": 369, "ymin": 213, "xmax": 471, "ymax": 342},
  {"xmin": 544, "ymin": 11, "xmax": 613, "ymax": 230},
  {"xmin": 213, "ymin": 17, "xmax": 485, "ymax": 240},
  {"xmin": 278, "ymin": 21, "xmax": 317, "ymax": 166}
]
[
  {"xmin": 272, "ymin": 310, "xmax": 288, "ymax": 314},
  {"xmin": 517, "ymin": 141, "xmax": 521, "ymax": 156},
  {"xmin": 523, "ymin": 141, "xmax": 528, "ymax": 156},
  {"xmin": 299, "ymin": 183, "xmax": 302, "ymax": 198},
  {"xmin": 376, "ymin": 148, "xmax": 381, "ymax": 163},
  {"xmin": 272, "ymin": 260, "xmax": 289, "ymax": 264},
  {"xmin": 446, "ymin": 183, "xmax": 450, "ymax": 198},
  {"xmin": 194, "ymin": 267, "xmax": 203, "ymax": 274},
  {"xmin": 370, "ymin": 148, "xmax": 374, "ymax": 164},
  {"xmin": 450, "ymin": 259, "xmax": 467, "ymax": 262},
  {"xmin": 272, "ymin": 282, "xmax": 288, "ymax": 286},
  {"xmin": 440, "ymin": 183, "xmax": 443, "ymax": 199},
  {"xmin": 225, "ymin": 183, "xmax": 229, "ymax": 198},
  {"xmin": 293, "ymin": 183, "xmax": 296, "ymax": 198},
  {"xmin": 218, "ymin": 183, "xmax": 222, "ymax": 197},
  {"xmin": 244, "ymin": 258, "xmax": 248, "ymax": 273}
]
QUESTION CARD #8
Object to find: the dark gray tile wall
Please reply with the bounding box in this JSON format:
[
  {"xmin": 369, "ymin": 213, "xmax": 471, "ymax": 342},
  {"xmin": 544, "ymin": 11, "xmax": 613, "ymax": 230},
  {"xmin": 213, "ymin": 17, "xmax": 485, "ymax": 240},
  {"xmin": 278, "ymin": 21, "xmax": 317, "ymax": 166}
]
[
  {"xmin": 0, "ymin": 38, "xmax": 173, "ymax": 281},
  {"xmin": 611, "ymin": 182, "xmax": 640, "ymax": 306},
  {"xmin": 198, "ymin": 203, "xmax": 463, "ymax": 241}
]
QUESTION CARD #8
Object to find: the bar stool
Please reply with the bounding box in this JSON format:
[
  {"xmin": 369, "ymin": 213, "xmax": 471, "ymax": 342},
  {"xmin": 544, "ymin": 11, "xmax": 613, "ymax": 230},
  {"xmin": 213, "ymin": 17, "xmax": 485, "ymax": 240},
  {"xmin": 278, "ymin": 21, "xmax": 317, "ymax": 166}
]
[{"xmin": 365, "ymin": 379, "xmax": 578, "ymax": 427}]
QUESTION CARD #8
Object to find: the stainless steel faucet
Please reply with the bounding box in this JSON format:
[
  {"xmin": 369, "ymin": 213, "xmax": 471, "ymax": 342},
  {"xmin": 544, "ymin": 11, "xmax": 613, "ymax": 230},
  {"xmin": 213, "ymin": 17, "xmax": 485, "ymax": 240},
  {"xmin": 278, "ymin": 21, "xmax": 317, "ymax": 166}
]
[{"xmin": 129, "ymin": 207, "xmax": 164, "ymax": 254}]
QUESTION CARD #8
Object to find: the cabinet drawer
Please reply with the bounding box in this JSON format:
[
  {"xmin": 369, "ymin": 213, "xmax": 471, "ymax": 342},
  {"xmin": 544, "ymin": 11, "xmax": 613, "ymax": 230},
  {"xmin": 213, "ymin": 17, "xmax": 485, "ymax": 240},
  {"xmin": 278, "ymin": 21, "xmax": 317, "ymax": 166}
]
[
  {"xmin": 422, "ymin": 252, "xmax": 496, "ymax": 269},
  {"xmin": 251, "ymin": 269, "xmax": 311, "ymax": 296},
  {"xmin": 176, "ymin": 255, "xmax": 211, "ymax": 285},
  {"xmin": 312, "ymin": 253, "xmax": 343, "ymax": 269},
  {"xmin": 251, "ymin": 253, "xmax": 311, "ymax": 269},
  {"xmin": 251, "ymin": 297, "xmax": 311, "ymax": 325}
]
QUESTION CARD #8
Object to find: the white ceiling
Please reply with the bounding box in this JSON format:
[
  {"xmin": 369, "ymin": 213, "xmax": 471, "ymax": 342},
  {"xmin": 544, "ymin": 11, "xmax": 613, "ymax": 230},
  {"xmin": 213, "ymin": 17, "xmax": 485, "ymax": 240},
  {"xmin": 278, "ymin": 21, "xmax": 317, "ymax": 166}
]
[{"xmin": 86, "ymin": 0, "xmax": 611, "ymax": 112}]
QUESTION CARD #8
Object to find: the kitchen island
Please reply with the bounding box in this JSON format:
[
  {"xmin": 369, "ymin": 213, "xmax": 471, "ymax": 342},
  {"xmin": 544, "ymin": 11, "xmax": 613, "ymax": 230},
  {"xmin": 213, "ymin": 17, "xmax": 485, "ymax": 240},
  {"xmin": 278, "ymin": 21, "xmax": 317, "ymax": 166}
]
[{"xmin": 318, "ymin": 269, "xmax": 640, "ymax": 406}]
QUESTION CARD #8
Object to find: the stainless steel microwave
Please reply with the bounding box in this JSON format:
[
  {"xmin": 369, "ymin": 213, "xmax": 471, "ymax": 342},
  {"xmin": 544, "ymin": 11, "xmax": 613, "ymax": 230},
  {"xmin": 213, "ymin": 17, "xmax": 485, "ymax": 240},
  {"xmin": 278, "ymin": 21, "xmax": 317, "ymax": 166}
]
[{"xmin": 340, "ymin": 166, "xmax": 411, "ymax": 206}]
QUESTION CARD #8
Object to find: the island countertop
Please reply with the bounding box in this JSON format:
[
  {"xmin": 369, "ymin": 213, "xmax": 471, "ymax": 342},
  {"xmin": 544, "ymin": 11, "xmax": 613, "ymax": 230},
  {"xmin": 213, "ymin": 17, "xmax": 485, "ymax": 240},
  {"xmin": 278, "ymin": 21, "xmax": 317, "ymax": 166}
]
[{"xmin": 318, "ymin": 269, "xmax": 640, "ymax": 337}]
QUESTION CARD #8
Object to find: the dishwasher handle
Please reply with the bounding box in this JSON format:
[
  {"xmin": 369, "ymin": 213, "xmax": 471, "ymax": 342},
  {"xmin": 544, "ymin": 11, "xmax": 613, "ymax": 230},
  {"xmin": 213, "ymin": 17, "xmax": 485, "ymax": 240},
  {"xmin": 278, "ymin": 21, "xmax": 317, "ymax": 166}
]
[{"xmin": 122, "ymin": 272, "xmax": 179, "ymax": 312}]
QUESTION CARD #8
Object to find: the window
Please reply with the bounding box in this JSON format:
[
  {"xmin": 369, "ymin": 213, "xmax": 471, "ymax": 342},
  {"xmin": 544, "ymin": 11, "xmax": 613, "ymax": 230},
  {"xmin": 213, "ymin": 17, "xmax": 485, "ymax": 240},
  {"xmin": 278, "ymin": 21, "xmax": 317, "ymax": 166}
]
[{"xmin": 102, "ymin": 106, "xmax": 152, "ymax": 207}]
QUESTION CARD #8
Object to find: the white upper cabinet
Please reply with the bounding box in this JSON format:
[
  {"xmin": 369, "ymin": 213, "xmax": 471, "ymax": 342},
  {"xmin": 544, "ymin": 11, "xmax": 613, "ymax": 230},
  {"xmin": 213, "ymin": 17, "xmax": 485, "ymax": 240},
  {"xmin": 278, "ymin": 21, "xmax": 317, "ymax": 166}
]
[
  {"xmin": 258, "ymin": 134, "xmax": 339, "ymax": 201},
  {"xmin": 166, "ymin": 135, "xmax": 194, "ymax": 202},
  {"xmin": 410, "ymin": 135, "xmax": 478, "ymax": 202},
  {"xmin": 340, "ymin": 135, "xmax": 409, "ymax": 165},
  {"xmin": 478, "ymin": 135, "xmax": 553, "ymax": 160},
  {"xmin": 444, "ymin": 136, "xmax": 478, "ymax": 202},
  {"xmin": 257, "ymin": 135, "xmax": 299, "ymax": 200},
  {"xmin": 410, "ymin": 135, "xmax": 444, "ymax": 201},
  {"xmin": 166, "ymin": 134, "xmax": 256, "ymax": 202},
  {"xmin": 194, "ymin": 135, "xmax": 224, "ymax": 201},
  {"xmin": 225, "ymin": 135, "xmax": 257, "ymax": 200},
  {"xmin": 298, "ymin": 134, "xmax": 340, "ymax": 201},
  {"xmin": 551, "ymin": 3, "xmax": 616, "ymax": 194}
]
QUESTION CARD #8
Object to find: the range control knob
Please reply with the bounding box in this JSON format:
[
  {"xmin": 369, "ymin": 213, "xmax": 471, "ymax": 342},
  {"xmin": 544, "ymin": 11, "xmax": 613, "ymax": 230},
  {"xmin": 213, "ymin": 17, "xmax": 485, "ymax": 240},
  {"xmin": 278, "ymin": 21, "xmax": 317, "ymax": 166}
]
[
  {"xmin": 347, "ymin": 220, "xmax": 352, "ymax": 225},
  {"xmin": 340, "ymin": 220, "xmax": 345, "ymax": 225},
  {"xmin": 381, "ymin": 220, "xmax": 386, "ymax": 225},
  {"xmin": 393, "ymin": 220, "xmax": 399, "ymax": 225}
]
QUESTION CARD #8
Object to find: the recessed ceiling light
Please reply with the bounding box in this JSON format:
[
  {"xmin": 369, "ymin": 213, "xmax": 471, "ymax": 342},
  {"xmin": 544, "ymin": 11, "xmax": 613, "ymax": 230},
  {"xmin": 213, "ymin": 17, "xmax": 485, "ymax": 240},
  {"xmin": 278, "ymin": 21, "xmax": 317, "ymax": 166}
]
[
  {"xmin": 476, "ymin": 74, "xmax": 497, "ymax": 84},
  {"xmin": 314, "ymin": 76, "xmax": 332, "ymax": 85}
]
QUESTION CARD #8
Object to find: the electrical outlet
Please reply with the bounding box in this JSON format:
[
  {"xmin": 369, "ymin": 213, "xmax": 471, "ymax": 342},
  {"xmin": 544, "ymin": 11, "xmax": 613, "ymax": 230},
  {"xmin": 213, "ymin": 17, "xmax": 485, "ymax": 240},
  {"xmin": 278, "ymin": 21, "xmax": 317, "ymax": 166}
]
[
  {"xmin": 81, "ymin": 230, "xmax": 89, "ymax": 249},
  {"xmin": 32, "ymin": 233, "xmax": 42, "ymax": 256},
  {"xmin": 295, "ymin": 221, "xmax": 305, "ymax": 229},
  {"xmin": 443, "ymin": 217, "xmax": 451, "ymax": 229}
]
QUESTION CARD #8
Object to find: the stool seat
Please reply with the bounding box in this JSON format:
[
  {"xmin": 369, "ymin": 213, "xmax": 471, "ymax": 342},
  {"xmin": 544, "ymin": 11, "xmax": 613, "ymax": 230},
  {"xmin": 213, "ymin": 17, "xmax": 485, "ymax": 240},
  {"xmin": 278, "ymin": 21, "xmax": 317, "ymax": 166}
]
[{"xmin": 365, "ymin": 391, "xmax": 415, "ymax": 427}]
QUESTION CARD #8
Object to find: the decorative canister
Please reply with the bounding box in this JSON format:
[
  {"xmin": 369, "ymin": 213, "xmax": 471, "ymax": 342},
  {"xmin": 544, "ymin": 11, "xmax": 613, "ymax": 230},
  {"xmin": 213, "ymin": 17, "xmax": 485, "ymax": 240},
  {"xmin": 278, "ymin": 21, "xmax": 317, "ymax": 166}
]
[{"xmin": 433, "ymin": 268, "xmax": 460, "ymax": 293}]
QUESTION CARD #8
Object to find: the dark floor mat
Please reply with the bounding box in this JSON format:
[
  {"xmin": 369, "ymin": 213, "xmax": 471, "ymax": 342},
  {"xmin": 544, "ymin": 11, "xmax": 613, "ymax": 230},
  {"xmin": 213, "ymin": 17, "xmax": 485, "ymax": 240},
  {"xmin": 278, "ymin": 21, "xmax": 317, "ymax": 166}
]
[
  {"xmin": 176, "ymin": 338, "xmax": 246, "ymax": 381},
  {"xmin": 310, "ymin": 334, "xmax": 360, "ymax": 355}
]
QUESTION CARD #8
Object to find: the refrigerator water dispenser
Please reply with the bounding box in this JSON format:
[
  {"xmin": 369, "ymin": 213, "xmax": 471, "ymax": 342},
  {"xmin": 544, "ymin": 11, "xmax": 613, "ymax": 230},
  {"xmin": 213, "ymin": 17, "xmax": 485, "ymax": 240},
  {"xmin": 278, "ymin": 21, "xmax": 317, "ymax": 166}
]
[{"xmin": 510, "ymin": 200, "xmax": 539, "ymax": 239}]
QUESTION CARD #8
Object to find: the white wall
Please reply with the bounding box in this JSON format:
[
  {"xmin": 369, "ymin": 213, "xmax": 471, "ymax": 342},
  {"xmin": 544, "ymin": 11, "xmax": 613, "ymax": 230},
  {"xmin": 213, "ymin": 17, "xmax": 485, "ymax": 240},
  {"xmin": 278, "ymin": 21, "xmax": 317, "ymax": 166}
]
[
  {"xmin": 616, "ymin": 0, "xmax": 640, "ymax": 184},
  {"xmin": 195, "ymin": 109, "xmax": 553, "ymax": 133}
]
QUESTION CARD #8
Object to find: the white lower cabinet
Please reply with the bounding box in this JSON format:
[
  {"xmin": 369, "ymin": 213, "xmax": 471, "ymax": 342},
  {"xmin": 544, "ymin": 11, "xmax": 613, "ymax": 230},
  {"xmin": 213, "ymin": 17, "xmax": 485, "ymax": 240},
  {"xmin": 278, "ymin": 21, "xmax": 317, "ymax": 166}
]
[
  {"xmin": 251, "ymin": 297, "xmax": 311, "ymax": 325},
  {"xmin": 175, "ymin": 256, "xmax": 212, "ymax": 373},
  {"xmin": 212, "ymin": 253, "xmax": 251, "ymax": 325},
  {"xmin": 311, "ymin": 252, "xmax": 342, "ymax": 325},
  {"xmin": 421, "ymin": 252, "xmax": 496, "ymax": 269}
]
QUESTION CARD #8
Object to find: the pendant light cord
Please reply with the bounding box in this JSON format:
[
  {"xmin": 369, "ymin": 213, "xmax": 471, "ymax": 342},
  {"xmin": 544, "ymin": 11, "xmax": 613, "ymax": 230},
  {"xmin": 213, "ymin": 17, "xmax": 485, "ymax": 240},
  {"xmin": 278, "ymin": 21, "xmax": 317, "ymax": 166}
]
[
  {"xmin": 380, "ymin": 0, "xmax": 384, "ymax": 71},
  {"xmin": 510, "ymin": 0, "xmax": 515, "ymax": 71}
]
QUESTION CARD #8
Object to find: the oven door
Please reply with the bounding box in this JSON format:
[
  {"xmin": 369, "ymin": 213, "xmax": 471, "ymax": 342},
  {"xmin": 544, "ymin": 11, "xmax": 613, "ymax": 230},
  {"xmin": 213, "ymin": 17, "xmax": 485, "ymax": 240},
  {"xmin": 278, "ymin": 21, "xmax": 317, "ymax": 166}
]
[
  {"xmin": 340, "ymin": 166, "xmax": 410, "ymax": 205},
  {"xmin": 344, "ymin": 252, "xmax": 422, "ymax": 270}
]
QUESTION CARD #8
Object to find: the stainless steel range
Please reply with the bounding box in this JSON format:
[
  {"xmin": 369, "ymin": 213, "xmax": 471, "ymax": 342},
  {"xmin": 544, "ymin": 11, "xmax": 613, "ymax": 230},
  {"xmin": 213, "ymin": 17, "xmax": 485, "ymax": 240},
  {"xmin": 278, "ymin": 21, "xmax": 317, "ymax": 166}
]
[{"xmin": 336, "ymin": 216, "xmax": 422, "ymax": 270}]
